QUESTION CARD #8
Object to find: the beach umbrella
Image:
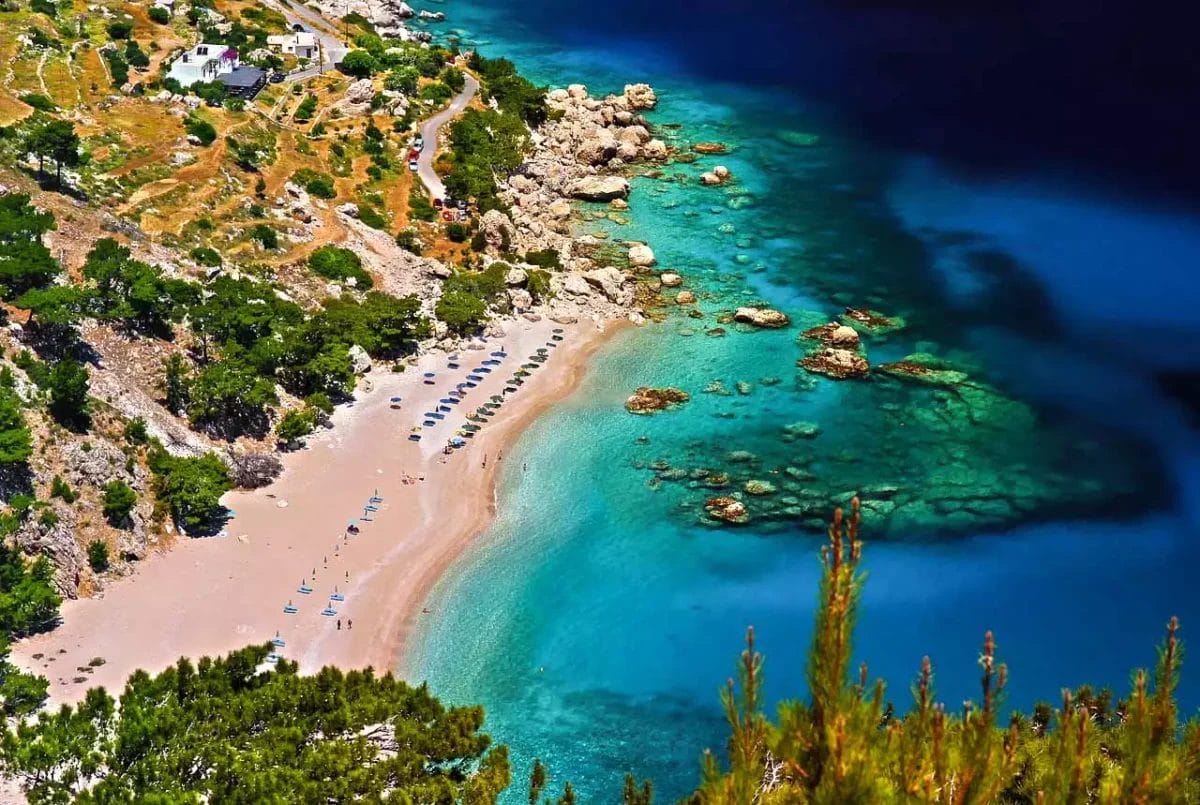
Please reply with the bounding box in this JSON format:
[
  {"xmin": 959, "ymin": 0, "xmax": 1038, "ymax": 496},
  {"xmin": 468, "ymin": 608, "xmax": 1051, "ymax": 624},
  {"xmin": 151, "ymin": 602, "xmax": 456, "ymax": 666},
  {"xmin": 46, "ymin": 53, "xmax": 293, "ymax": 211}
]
[
  {"xmin": 490, "ymin": 351, "xmax": 505, "ymax": 357},
  {"xmin": 505, "ymin": 386, "xmax": 517, "ymax": 393},
  {"xmin": 390, "ymin": 396, "xmax": 402, "ymax": 402},
  {"xmin": 464, "ymin": 380, "xmax": 478, "ymax": 388},
  {"xmin": 449, "ymin": 353, "xmax": 459, "ymax": 360},
  {"xmin": 513, "ymin": 377, "xmax": 525, "ymax": 385},
  {"xmin": 467, "ymin": 374, "xmax": 483, "ymax": 381},
  {"xmin": 515, "ymin": 369, "xmax": 530, "ymax": 377},
  {"xmin": 438, "ymin": 404, "xmax": 451, "ymax": 412},
  {"xmin": 448, "ymin": 362, "xmax": 460, "ymax": 369},
  {"xmin": 490, "ymin": 395, "xmax": 504, "ymax": 403},
  {"xmin": 422, "ymin": 419, "xmax": 436, "ymax": 427},
  {"xmin": 551, "ymin": 335, "xmax": 564, "ymax": 341},
  {"xmin": 408, "ymin": 433, "xmax": 421, "ymax": 441},
  {"xmin": 552, "ymin": 328, "xmax": 564, "ymax": 334}
]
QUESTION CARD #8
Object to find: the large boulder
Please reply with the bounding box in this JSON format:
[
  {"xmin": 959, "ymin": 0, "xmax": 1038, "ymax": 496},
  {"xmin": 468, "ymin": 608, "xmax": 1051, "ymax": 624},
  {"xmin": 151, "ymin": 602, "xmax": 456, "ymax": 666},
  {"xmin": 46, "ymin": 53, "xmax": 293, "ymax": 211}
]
[
  {"xmin": 344, "ymin": 78, "xmax": 374, "ymax": 105},
  {"xmin": 567, "ymin": 83, "xmax": 589, "ymax": 99},
  {"xmin": 799, "ymin": 348, "xmax": 870, "ymax": 379},
  {"xmin": 583, "ymin": 267, "xmax": 632, "ymax": 304},
  {"xmin": 627, "ymin": 243, "xmax": 656, "ymax": 267},
  {"xmin": 659, "ymin": 272, "xmax": 683, "ymax": 287},
  {"xmin": 644, "ymin": 138, "xmax": 668, "ymax": 160},
  {"xmin": 508, "ymin": 288, "xmax": 533, "ymax": 310},
  {"xmin": 348, "ymin": 344, "xmax": 372, "ymax": 374},
  {"xmin": 567, "ymin": 176, "xmax": 630, "ymax": 201},
  {"xmin": 505, "ymin": 266, "xmax": 528, "ymax": 286},
  {"xmin": 479, "ymin": 209, "xmax": 514, "ymax": 250},
  {"xmin": 560, "ymin": 273, "xmax": 591, "ymax": 297},
  {"xmin": 617, "ymin": 125, "xmax": 651, "ymax": 145},
  {"xmin": 734, "ymin": 306, "xmax": 790, "ymax": 328},
  {"xmin": 624, "ymin": 83, "xmax": 658, "ymax": 110}
]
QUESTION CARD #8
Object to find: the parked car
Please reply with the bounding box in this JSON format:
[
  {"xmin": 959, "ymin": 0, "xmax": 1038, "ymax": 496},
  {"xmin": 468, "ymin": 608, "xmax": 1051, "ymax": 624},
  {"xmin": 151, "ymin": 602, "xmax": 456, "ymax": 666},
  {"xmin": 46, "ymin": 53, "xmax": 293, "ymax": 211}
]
[
  {"xmin": 408, "ymin": 160, "xmax": 419, "ymax": 172},
  {"xmin": 433, "ymin": 198, "xmax": 444, "ymax": 209},
  {"xmin": 292, "ymin": 23, "xmax": 305, "ymax": 32},
  {"xmin": 456, "ymin": 199, "xmax": 467, "ymax": 210},
  {"xmin": 270, "ymin": 71, "xmax": 285, "ymax": 84}
]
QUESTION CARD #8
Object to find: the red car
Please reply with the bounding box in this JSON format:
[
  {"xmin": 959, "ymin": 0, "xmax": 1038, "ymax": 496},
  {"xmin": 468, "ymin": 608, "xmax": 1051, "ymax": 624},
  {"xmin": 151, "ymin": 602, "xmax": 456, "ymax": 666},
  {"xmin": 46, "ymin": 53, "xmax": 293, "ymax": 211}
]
[{"xmin": 433, "ymin": 198, "xmax": 444, "ymax": 209}]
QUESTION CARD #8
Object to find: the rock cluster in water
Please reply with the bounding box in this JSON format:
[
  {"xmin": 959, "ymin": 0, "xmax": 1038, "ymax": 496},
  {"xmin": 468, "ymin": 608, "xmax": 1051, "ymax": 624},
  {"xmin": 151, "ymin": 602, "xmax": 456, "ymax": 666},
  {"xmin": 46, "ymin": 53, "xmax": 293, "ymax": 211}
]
[
  {"xmin": 625, "ymin": 387, "xmax": 690, "ymax": 414},
  {"xmin": 640, "ymin": 348, "xmax": 1165, "ymax": 537}
]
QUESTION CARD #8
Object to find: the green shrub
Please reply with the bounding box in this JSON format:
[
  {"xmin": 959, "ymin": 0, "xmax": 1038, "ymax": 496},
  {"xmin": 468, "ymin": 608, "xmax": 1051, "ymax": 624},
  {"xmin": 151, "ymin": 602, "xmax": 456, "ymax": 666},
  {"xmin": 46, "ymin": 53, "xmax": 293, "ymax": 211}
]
[
  {"xmin": 304, "ymin": 392, "xmax": 334, "ymax": 415},
  {"xmin": 524, "ymin": 248, "xmax": 562, "ymax": 270},
  {"xmin": 435, "ymin": 290, "xmax": 487, "ymax": 334},
  {"xmin": 527, "ymin": 268, "xmax": 552, "ymax": 302},
  {"xmin": 439, "ymin": 66, "xmax": 465, "ymax": 92},
  {"xmin": 102, "ymin": 480, "xmax": 137, "ymax": 526},
  {"xmin": 124, "ymin": 39, "xmax": 149, "ymax": 69},
  {"xmin": 30, "ymin": 0, "xmax": 56, "ymax": 16},
  {"xmin": 148, "ymin": 5, "xmax": 170, "ymax": 23},
  {"xmin": 339, "ymin": 49, "xmax": 379, "ymax": 77},
  {"xmin": 395, "ymin": 228, "xmax": 422, "ymax": 254},
  {"xmin": 291, "ymin": 168, "xmax": 336, "ymax": 199},
  {"xmin": 356, "ymin": 204, "xmax": 388, "ymax": 231},
  {"xmin": 307, "ymin": 245, "xmax": 372, "ymax": 287},
  {"xmin": 293, "ymin": 94, "xmax": 318, "ymax": 122},
  {"xmin": 49, "ymin": 476, "xmax": 76, "ymax": 504},
  {"xmin": 87, "ymin": 540, "xmax": 110, "ymax": 572},
  {"xmin": 445, "ymin": 222, "xmax": 470, "ymax": 243},
  {"xmin": 419, "ymin": 81, "xmax": 452, "ymax": 104},
  {"xmin": 189, "ymin": 246, "xmax": 221, "ymax": 267},
  {"xmin": 0, "ymin": 388, "xmax": 32, "ymax": 467},
  {"xmin": 19, "ymin": 94, "xmax": 56, "ymax": 112},
  {"xmin": 275, "ymin": 407, "xmax": 317, "ymax": 443},
  {"xmin": 408, "ymin": 193, "xmax": 436, "ymax": 222},
  {"xmin": 105, "ymin": 20, "xmax": 133, "ymax": 39},
  {"xmin": 249, "ymin": 224, "xmax": 278, "ymax": 250},
  {"xmin": 184, "ymin": 114, "xmax": 217, "ymax": 146},
  {"xmin": 102, "ymin": 50, "xmax": 129, "ymax": 88},
  {"xmin": 148, "ymin": 449, "xmax": 232, "ymax": 532},
  {"xmin": 124, "ymin": 417, "xmax": 149, "ymax": 445},
  {"xmin": 13, "ymin": 350, "xmax": 50, "ymax": 389},
  {"xmin": 48, "ymin": 358, "xmax": 90, "ymax": 430}
]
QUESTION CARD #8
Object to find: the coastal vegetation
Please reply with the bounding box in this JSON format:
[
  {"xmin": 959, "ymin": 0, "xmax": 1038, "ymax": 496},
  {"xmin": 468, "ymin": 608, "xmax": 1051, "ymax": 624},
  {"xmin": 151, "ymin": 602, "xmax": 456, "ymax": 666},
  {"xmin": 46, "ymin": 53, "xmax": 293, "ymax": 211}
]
[{"xmin": 0, "ymin": 646, "xmax": 510, "ymax": 802}]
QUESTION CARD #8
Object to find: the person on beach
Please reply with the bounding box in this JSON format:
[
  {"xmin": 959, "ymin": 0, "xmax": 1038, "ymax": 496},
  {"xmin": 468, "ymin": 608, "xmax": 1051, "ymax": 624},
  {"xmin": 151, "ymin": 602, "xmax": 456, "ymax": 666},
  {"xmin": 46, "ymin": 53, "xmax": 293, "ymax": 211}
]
[
  {"xmin": 337, "ymin": 619, "xmax": 342, "ymax": 630},
  {"xmin": 348, "ymin": 619, "xmax": 353, "ymax": 630}
]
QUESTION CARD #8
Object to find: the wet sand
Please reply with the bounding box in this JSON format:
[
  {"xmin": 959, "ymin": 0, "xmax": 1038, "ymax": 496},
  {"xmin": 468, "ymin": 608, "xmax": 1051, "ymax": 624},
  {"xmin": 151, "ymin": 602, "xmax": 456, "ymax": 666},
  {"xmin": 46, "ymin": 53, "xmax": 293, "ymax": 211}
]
[{"xmin": 12, "ymin": 318, "xmax": 621, "ymax": 705}]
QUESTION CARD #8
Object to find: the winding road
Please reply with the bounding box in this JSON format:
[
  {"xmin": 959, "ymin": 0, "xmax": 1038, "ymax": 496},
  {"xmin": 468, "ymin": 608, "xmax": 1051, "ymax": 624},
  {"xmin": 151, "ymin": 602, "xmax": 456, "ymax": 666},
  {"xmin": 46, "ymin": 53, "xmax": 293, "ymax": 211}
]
[{"xmin": 416, "ymin": 73, "xmax": 479, "ymax": 202}]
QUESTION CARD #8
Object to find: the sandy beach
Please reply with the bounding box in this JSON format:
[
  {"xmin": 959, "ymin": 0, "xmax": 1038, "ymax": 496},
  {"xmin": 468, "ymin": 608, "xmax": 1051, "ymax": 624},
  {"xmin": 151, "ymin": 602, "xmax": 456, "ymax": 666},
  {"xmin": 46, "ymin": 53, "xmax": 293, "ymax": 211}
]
[{"xmin": 12, "ymin": 317, "xmax": 621, "ymax": 705}]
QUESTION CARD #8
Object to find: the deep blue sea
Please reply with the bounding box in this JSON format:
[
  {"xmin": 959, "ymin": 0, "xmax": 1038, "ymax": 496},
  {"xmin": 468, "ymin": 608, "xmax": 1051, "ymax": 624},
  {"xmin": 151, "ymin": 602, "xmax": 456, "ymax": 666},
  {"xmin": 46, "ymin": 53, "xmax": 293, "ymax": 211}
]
[{"xmin": 404, "ymin": 1, "xmax": 1200, "ymax": 800}]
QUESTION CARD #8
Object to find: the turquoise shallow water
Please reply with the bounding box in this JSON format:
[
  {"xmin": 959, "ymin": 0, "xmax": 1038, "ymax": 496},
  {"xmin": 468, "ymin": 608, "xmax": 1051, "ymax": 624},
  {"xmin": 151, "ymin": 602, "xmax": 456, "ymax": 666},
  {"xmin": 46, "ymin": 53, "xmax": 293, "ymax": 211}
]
[{"xmin": 404, "ymin": 2, "xmax": 1200, "ymax": 800}]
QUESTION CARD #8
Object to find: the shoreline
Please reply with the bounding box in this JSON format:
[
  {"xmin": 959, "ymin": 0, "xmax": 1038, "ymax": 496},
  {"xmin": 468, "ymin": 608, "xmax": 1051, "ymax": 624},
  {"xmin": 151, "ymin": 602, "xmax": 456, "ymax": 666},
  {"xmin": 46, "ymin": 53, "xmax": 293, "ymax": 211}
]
[{"xmin": 12, "ymin": 317, "xmax": 627, "ymax": 705}]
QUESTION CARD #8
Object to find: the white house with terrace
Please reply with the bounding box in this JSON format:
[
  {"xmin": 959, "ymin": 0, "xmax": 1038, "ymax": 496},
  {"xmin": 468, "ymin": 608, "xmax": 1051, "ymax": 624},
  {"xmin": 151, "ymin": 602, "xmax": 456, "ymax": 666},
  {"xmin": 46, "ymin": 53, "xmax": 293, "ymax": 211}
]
[
  {"xmin": 267, "ymin": 31, "xmax": 318, "ymax": 60},
  {"xmin": 166, "ymin": 43, "xmax": 239, "ymax": 88}
]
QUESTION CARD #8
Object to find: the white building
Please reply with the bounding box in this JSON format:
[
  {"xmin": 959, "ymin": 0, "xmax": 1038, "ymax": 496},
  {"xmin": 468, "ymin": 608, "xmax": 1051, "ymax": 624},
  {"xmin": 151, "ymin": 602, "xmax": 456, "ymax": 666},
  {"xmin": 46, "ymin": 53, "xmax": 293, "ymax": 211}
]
[
  {"xmin": 166, "ymin": 43, "xmax": 239, "ymax": 88},
  {"xmin": 266, "ymin": 31, "xmax": 318, "ymax": 60}
]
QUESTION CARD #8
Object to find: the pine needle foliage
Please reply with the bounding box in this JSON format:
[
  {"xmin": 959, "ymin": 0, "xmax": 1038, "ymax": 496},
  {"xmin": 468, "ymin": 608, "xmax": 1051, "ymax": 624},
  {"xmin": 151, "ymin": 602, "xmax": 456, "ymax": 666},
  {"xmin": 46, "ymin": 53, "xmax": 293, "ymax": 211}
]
[{"xmin": 690, "ymin": 499, "xmax": 1200, "ymax": 804}]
